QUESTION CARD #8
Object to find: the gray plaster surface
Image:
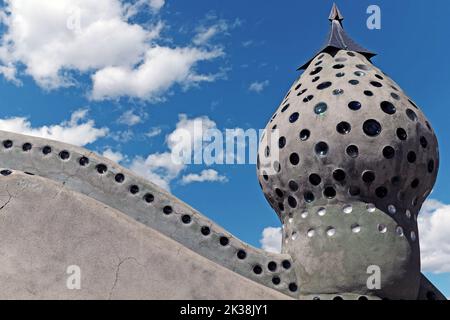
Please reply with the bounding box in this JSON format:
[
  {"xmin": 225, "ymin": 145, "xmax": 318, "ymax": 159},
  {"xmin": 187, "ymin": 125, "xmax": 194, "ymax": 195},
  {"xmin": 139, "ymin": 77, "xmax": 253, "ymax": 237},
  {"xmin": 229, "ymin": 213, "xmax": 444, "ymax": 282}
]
[{"xmin": 0, "ymin": 171, "xmax": 291, "ymax": 300}]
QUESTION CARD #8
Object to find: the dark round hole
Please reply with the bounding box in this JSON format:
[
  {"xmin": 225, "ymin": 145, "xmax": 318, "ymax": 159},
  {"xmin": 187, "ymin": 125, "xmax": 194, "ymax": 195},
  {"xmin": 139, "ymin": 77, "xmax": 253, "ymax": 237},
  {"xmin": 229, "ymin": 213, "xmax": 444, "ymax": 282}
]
[
  {"xmin": 315, "ymin": 142, "xmax": 329, "ymax": 156},
  {"xmin": 22, "ymin": 143, "xmax": 32, "ymax": 151},
  {"xmin": 349, "ymin": 79, "xmax": 359, "ymax": 85},
  {"xmin": 375, "ymin": 74, "xmax": 384, "ymax": 80},
  {"xmin": 295, "ymin": 83, "xmax": 302, "ymax": 90},
  {"xmin": 201, "ymin": 226, "xmax": 211, "ymax": 236},
  {"xmin": 314, "ymin": 102, "xmax": 327, "ymax": 114},
  {"xmin": 289, "ymin": 283, "xmax": 298, "ymax": 292},
  {"xmin": 333, "ymin": 64, "xmax": 345, "ymax": 69},
  {"xmin": 406, "ymin": 109, "xmax": 418, "ymax": 122},
  {"xmin": 383, "ymin": 146, "xmax": 395, "ymax": 159},
  {"xmin": 289, "ymin": 180, "xmax": 299, "ymax": 191},
  {"xmin": 397, "ymin": 128, "xmax": 407, "ymax": 140},
  {"xmin": 348, "ymin": 101, "xmax": 361, "ymax": 111},
  {"xmin": 281, "ymin": 104, "xmax": 290, "ymax": 112},
  {"xmin": 358, "ymin": 296, "xmax": 369, "ymax": 301},
  {"xmin": 3, "ymin": 140, "xmax": 13, "ymax": 149},
  {"xmin": 317, "ymin": 82, "xmax": 332, "ymax": 90},
  {"xmin": 79, "ymin": 156, "xmax": 89, "ymax": 166},
  {"xmin": 300, "ymin": 129, "xmax": 310, "ymax": 141},
  {"xmin": 364, "ymin": 90, "xmax": 374, "ymax": 96},
  {"xmin": 420, "ymin": 136, "xmax": 428, "ymax": 148},
  {"xmin": 115, "ymin": 173, "xmax": 125, "ymax": 183},
  {"xmin": 347, "ymin": 51, "xmax": 355, "ymax": 56},
  {"xmin": 375, "ymin": 186, "xmax": 388, "ymax": 198},
  {"xmin": 411, "ymin": 179, "xmax": 419, "ymax": 189},
  {"xmin": 391, "ymin": 92, "xmax": 400, "ymax": 100},
  {"xmin": 278, "ymin": 137, "xmax": 286, "ymax": 149},
  {"xmin": 370, "ymin": 81, "xmax": 382, "ymax": 88},
  {"xmin": 391, "ymin": 176, "xmax": 401, "ymax": 186},
  {"xmin": 304, "ymin": 192, "xmax": 315, "ymax": 203},
  {"xmin": 336, "ymin": 72, "xmax": 345, "ymax": 77},
  {"xmin": 273, "ymin": 161, "xmax": 281, "ymax": 173},
  {"xmin": 288, "ymin": 196, "xmax": 297, "ymax": 208},
  {"xmin": 333, "ymin": 169, "xmax": 346, "ymax": 181},
  {"xmin": 144, "ymin": 193, "xmax": 154, "ymax": 203},
  {"xmin": 362, "ymin": 171, "xmax": 376, "ymax": 183},
  {"xmin": 42, "ymin": 146, "xmax": 52, "ymax": 155},
  {"xmin": 310, "ymin": 67, "xmax": 322, "ymax": 75},
  {"xmin": 324, "ymin": 187, "xmax": 336, "ymax": 199},
  {"xmin": 289, "ymin": 153, "xmax": 300, "ymax": 165},
  {"xmin": 332, "ymin": 89, "xmax": 344, "ymax": 96},
  {"xmin": 237, "ymin": 249, "xmax": 247, "ymax": 260},
  {"xmin": 309, "ymin": 174, "xmax": 322, "ymax": 186},
  {"xmin": 355, "ymin": 71, "xmax": 365, "ymax": 77},
  {"xmin": 289, "ymin": 112, "xmax": 299, "ymax": 123},
  {"xmin": 363, "ymin": 119, "xmax": 382, "ymax": 137},
  {"xmin": 163, "ymin": 206, "xmax": 173, "ymax": 215},
  {"xmin": 312, "ymin": 76, "xmax": 320, "ymax": 82},
  {"xmin": 278, "ymin": 202, "xmax": 285, "ymax": 211},
  {"xmin": 275, "ymin": 188, "xmax": 284, "ymax": 198},
  {"xmin": 380, "ymin": 101, "xmax": 396, "ymax": 115},
  {"xmin": 407, "ymin": 151, "xmax": 417, "ymax": 163},
  {"xmin": 428, "ymin": 160, "xmax": 435, "ymax": 173},
  {"xmin": 59, "ymin": 150, "xmax": 70, "ymax": 160},
  {"xmin": 0, "ymin": 169, "xmax": 12, "ymax": 176},
  {"xmin": 272, "ymin": 277, "xmax": 281, "ymax": 285},
  {"xmin": 346, "ymin": 145, "xmax": 359, "ymax": 158},
  {"xmin": 96, "ymin": 164, "xmax": 107, "ymax": 174},
  {"xmin": 268, "ymin": 261, "xmax": 277, "ymax": 272},
  {"xmin": 181, "ymin": 215, "xmax": 191, "ymax": 224},
  {"xmin": 336, "ymin": 122, "xmax": 351, "ymax": 135},
  {"xmin": 349, "ymin": 186, "xmax": 361, "ymax": 196},
  {"xmin": 220, "ymin": 236, "xmax": 229, "ymax": 246},
  {"xmin": 282, "ymin": 260, "xmax": 291, "ymax": 269},
  {"xmin": 130, "ymin": 185, "xmax": 139, "ymax": 194},
  {"xmin": 253, "ymin": 265, "xmax": 263, "ymax": 275},
  {"xmin": 303, "ymin": 95, "xmax": 314, "ymax": 103},
  {"xmin": 297, "ymin": 89, "xmax": 307, "ymax": 96},
  {"xmin": 333, "ymin": 296, "xmax": 344, "ymax": 301}
]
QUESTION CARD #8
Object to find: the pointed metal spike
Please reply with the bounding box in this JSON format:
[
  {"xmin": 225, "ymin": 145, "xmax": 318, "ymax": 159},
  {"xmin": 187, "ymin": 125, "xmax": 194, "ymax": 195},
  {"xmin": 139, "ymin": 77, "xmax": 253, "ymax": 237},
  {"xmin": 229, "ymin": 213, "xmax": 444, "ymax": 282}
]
[{"xmin": 329, "ymin": 3, "xmax": 344, "ymax": 22}]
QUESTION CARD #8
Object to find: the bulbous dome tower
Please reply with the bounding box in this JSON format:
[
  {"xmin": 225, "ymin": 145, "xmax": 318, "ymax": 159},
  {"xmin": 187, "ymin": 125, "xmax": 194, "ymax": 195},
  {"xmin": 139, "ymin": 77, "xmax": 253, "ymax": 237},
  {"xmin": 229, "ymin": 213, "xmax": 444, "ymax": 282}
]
[{"xmin": 257, "ymin": 4, "xmax": 439, "ymax": 300}]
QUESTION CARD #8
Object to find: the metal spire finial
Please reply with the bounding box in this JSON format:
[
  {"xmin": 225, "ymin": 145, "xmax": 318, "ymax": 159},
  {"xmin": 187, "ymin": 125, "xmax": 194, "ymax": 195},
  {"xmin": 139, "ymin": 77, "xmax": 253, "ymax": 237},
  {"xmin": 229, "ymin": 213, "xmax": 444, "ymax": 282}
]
[{"xmin": 329, "ymin": 3, "xmax": 344, "ymax": 23}]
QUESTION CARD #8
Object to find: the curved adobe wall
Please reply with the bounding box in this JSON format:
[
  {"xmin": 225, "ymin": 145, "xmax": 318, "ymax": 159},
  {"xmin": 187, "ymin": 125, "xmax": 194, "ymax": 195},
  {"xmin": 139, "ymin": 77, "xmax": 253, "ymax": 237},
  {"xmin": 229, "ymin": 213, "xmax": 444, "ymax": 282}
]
[{"xmin": 0, "ymin": 130, "xmax": 298, "ymax": 297}]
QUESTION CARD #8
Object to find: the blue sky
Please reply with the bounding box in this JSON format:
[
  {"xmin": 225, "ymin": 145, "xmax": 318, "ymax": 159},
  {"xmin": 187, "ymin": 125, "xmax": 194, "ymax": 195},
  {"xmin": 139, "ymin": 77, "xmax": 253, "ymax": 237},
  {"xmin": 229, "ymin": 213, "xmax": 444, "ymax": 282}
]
[{"xmin": 0, "ymin": 0, "xmax": 449, "ymax": 297}]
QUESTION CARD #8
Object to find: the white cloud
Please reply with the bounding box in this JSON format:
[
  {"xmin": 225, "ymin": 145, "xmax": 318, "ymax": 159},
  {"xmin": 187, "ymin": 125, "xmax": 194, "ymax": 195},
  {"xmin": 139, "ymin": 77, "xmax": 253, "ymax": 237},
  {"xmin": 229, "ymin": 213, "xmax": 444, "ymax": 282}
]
[
  {"xmin": 249, "ymin": 80, "xmax": 269, "ymax": 93},
  {"xmin": 193, "ymin": 20, "xmax": 229, "ymax": 46},
  {"xmin": 145, "ymin": 127, "xmax": 162, "ymax": 138},
  {"xmin": 181, "ymin": 169, "xmax": 227, "ymax": 185},
  {"xmin": 102, "ymin": 148, "xmax": 125, "ymax": 163},
  {"xmin": 419, "ymin": 199, "xmax": 450, "ymax": 273},
  {"xmin": 117, "ymin": 110, "xmax": 145, "ymax": 126},
  {"xmin": 260, "ymin": 227, "xmax": 282, "ymax": 254},
  {"xmin": 0, "ymin": 109, "xmax": 108, "ymax": 146},
  {"xmin": 0, "ymin": 0, "xmax": 223, "ymax": 101},
  {"xmin": 124, "ymin": 0, "xmax": 165, "ymax": 18},
  {"xmin": 130, "ymin": 114, "xmax": 218, "ymax": 191},
  {"xmin": 91, "ymin": 46, "xmax": 223, "ymax": 100}
]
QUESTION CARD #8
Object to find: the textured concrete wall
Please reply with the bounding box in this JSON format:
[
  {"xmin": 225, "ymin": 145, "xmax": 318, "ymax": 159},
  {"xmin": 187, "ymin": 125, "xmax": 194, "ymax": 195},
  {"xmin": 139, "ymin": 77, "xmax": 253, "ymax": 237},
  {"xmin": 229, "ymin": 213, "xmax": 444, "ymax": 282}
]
[{"xmin": 0, "ymin": 171, "xmax": 291, "ymax": 300}]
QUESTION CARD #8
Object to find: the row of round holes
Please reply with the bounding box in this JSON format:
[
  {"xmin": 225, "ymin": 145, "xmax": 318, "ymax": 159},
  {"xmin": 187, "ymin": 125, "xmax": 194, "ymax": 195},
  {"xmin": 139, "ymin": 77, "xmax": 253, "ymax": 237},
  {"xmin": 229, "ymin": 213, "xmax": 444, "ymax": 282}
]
[
  {"xmin": 1, "ymin": 141, "xmax": 299, "ymax": 292},
  {"xmin": 288, "ymin": 223, "xmax": 416, "ymax": 241}
]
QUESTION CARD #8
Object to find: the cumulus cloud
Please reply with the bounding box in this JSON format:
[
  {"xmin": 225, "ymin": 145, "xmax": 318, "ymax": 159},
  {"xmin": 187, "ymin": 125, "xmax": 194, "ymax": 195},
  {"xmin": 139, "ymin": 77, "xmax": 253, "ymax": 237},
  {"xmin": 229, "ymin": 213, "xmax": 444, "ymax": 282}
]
[
  {"xmin": 0, "ymin": 109, "xmax": 108, "ymax": 146},
  {"xmin": 0, "ymin": 0, "xmax": 223, "ymax": 101},
  {"xmin": 249, "ymin": 80, "xmax": 269, "ymax": 93},
  {"xmin": 130, "ymin": 114, "xmax": 219, "ymax": 191},
  {"xmin": 145, "ymin": 127, "xmax": 162, "ymax": 138},
  {"xmin": 91, "ymin": 46, "xmax": 223, "ymax": 101},
  {"xmin": 260, "ymin": 227, "xmax": 282, "ymax": 254},
  {"xmin": 117, "ymin": 110, "xmax": 145, "ymax": 126},
  {"xmin": 102, "ymin": 148, "xmax": 125, "ymax": 163},
  {"xmin": 181, "ymin": 169, "xmax": 227, "ymax": 185},
  {"xmin": 419, "ymin": 199, "xmax": 450, "ymax": 273}
]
